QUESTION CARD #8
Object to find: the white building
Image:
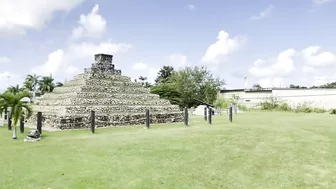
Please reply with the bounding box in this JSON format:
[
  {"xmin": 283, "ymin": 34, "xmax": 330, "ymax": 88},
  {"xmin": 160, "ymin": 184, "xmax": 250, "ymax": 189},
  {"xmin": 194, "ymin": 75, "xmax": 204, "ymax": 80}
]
[{"xmin": 219, "ymin": 88, "xmax": 336, "ymax": 109}]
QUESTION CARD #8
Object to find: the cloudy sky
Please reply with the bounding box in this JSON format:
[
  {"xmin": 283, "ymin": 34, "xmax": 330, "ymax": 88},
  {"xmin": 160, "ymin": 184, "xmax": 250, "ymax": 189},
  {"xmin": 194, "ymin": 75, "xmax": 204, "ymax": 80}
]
[{"xmin": 0, "ymin": 0, "xmax": 336, "ymax": 91}]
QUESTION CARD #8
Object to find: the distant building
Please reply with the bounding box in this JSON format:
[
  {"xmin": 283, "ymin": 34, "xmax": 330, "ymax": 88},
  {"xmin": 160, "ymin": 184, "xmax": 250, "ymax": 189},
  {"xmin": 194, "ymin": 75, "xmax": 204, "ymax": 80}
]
[{"xmin": 219, "ymin": 88, "xmax": 336, "ymax": 109}]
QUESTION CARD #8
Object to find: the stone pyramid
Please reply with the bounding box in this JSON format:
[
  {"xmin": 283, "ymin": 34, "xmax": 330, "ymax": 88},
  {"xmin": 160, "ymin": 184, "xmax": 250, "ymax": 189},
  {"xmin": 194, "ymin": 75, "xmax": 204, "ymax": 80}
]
[{"xmin": 28, "ymin": 54, "xmax": 184, "ymax": 130}]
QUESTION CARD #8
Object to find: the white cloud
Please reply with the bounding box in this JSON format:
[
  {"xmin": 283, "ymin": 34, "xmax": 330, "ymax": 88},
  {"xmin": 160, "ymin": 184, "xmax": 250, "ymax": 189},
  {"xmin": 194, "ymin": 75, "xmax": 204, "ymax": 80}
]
[
  {"xmin": 249, "ymin": 59, "xmax": 274, "ymax": 78},
  {"xmin": 0, "ymin": 57, "xmax": 12, "ymax": 63},
  {"xmin": 132, "ymin": 62, "xmax": 148, "ymax": 71},
  {"xmin": 249, "ymin": 49, "xmax": 296, "ymax": 78},
  {"xmin": 67, "ymin": 41, "xmax": 132, "ymax": 59},
  {"xmin": 147, "ymin": 68, "xmax": 159, "ymax": 83},
  {"xmin": 0, "ymin": 71, "xmax": 24, "ymax": 91},
  {"xmin": 165, "ymin": 54, "xmax": 188, "ymax": 69},
  {"xmin": 302, "ymin": 65, "xmax": 316, "ymax": 73},
  {"xmin": 302, "ymin": 46, "xmax": 336, "ymax": 67},
  {"xmin": 259, "ymin": 77, "xmax": 284, "ymax": 88},
  {"xmin": 71, "ymin": 4, "xmax": 107, "ymax": 40},
  {"xmin": 201, "ymin": 30, "xmax": 244, "ymax": 64},
  {"xmin": 33, "ymin": 49, "xmax": 65, "ymax": 76},
  {"xmin": 250, "ymin": 4, "xmax": 275, "ymax": 20},
  {"xmin": 32, "ymin": 41, "xmax": 133, "ymax": 78},
  {"xmin": 0, "ymin": 0, "xmax": 86, "ymax": 35},
  {"xmin": 187, "ymin": 4, "xmax": 196, "ymax": 11},
  {"xmin": 65, "ymin": 65, "xmax": 81, "ymax": 75},
  {"xmin": 312, "ymin": 75, "xmax": 336, "ymax": 86},
  {"xmin": 312, "ymin": 0, "xmax": 334, "ymax": 5}
]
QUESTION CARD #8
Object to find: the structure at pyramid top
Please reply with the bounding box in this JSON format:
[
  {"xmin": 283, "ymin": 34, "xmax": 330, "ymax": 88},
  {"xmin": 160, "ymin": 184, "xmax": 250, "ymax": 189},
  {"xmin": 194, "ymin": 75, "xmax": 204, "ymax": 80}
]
[
  {"xmin": 27, "ymin": 54, "xmax": 184, "ymax": 130},
  {"xmin": 84, "ymin": 54, "xmax": 122, "ymax": 75}
]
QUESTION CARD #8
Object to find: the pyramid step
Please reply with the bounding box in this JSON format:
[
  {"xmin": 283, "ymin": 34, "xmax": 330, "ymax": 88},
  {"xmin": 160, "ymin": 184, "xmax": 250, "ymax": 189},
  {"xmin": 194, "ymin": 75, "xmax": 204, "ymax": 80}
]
[
  {"xmin": 52, "ymin": 85, "xmax": 149, "ymax": 94},
  {"xmin": 36, "ymin": 98, "xmax": 171, "ymax": 106},
  {"xmin": 74, "ymin": 73, "xmax": 132, "ymax": 82},
  {"xmin": 31, "ymin": 105, "xmax": 181, "ymax": 115},
  {"xmin": 64, "ymin": 78, "xmax": 143, "ymax": 88},
  {"xmin": 41, "ymin": 92, "xmax": 160, "ymax": 100}
]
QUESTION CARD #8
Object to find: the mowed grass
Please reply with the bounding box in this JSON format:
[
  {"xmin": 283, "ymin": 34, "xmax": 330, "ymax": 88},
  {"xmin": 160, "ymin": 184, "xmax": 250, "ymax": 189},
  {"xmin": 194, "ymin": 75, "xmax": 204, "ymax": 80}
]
[{"xmin": 0, "ymin": 112, "xmax": 336, "ymax": 189}]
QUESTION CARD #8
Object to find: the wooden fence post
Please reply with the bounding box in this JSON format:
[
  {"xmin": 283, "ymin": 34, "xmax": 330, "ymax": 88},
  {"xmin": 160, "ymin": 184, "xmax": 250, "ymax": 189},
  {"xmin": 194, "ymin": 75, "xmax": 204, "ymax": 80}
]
[
  {"xmin": 20, "ymin": 115, "xmax": 24, "ymax": 133},
  {"xmin": 37, "ymin": 112, "xmax": 42, "ymax": 134},
  {"xmin": 184, "ymin": 107, "xmax": 188, "ymax": 127},
  {"xmin": 229, "ymin": 106, "xmax": 233, "ymax": 123},
  {"xmin": 8, "ymin": 117, "xmax": 12, "ymax": 130},
  {"xmin": 208, "ymin": 108, "xmax": 212, "ymax": 125},
  {"xmin": 91, "ymin": 110, "xmax": 95, "ymax": 134},
  {"xmin": 145, "ymin": 109, "xmax": 150, "ymax": 129}
]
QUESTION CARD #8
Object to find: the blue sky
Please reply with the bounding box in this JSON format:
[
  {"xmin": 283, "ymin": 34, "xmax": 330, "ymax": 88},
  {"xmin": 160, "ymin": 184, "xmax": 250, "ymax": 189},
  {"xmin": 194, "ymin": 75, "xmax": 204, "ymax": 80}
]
[{"xmin": 1, "ymin": 0, "xmax": 336, "ymax": 91}]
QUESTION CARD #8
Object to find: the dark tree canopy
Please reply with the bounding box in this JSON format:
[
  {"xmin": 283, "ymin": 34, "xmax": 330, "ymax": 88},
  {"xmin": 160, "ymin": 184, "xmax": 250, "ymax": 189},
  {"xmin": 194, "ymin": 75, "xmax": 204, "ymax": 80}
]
[
  {"xmin": 154, "ymin": 65, "xmax": 175, "ymax": 85},
  {"xmin": 289, "ymin": 84, "xmax": 307, "ymax": 89},
  {"xmin": 138, "ymin": 76, "xmax": 152, "ymax": 88},
  {"xmin": 252, "ymin": 84, "xmax": 262, "ymax": 89},
  {"xmin": 319, "ymin": 82, "xmax": 336, "ymax": 88}
]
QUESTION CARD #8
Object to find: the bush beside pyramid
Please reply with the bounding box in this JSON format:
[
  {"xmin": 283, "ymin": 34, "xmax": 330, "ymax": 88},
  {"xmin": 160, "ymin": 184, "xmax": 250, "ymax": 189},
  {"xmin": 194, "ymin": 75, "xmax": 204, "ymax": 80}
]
[{"xmin": 27, "ymin": 54, "xmax": 184, "ymax": 130}]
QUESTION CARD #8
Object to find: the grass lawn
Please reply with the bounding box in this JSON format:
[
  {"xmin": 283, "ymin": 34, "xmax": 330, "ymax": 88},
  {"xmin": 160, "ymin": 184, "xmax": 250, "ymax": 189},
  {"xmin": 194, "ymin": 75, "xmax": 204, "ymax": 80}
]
[{"xmin": 0, "ymin": 112, "xmax": 336, "ymax": 189}]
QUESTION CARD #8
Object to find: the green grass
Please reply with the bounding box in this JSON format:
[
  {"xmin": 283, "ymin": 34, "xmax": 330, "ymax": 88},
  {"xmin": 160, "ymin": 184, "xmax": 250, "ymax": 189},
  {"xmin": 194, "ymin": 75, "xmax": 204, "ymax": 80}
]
[{"xmin": 1, "ymin": 112, "xmax": 336, "ymax": 189}]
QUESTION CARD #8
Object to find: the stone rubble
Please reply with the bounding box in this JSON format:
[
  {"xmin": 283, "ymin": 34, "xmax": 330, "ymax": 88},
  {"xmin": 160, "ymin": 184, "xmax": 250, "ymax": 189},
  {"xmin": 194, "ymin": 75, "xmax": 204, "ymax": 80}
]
[
  {"xmin": 24, "ymin": 129, "xmax": 42, "ymax": 142},
  {"xmin": 27, "ymin": 54, "xmax": 184, "ymax": 130}
]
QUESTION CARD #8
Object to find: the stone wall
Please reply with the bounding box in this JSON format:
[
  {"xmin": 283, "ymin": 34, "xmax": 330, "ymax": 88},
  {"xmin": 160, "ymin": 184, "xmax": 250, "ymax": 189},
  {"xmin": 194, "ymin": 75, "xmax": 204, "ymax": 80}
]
[
  {"xmin": 42, "ymin": 92, "xmax": 160, "ymax": 101},
  {"xmin": 28, "ymin": 112, "xmax": 183, "ymax": 130}
]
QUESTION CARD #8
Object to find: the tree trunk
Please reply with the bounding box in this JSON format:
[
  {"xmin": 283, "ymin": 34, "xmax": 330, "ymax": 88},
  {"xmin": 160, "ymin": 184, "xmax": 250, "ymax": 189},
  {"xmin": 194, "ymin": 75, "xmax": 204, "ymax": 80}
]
[
  {"xmin": 12, "ymin": 126, "xmax": 17, "ymax": 139},
  {"xmin": 33, "ymin": 86, "xmax": 36, "ymax": 103}
]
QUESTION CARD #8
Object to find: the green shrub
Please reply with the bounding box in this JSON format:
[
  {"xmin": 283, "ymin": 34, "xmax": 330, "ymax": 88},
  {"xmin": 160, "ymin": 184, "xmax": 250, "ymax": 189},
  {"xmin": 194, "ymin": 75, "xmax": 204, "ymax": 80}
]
[
  {"xmin": 294, "ymin": 104, "xmax": 312, "ymax": 113},
  {"xmin": 330, "ymin": 109, "xmax": 336, "ymax": 115},
  {"xmin": 237, "ymin": 104, "xmax": 248, "ymax": 111},
  {"xmin": 259, "ymin": 97, "xmax": 280, "ymax": 110},
  {"xmin": 214, "ymin": 97, "xmax": 231, "ymax": 109},
  {"xmin": 258, "ymin": 98, "xmax": 327, "ymax": 114},
  {"xmin": 312, "ymin": 108, "xmax": 326, "ymax": 113},
  {"xmin": 276, "ymin": 103, "xmax": 292, "ymax": 112}
]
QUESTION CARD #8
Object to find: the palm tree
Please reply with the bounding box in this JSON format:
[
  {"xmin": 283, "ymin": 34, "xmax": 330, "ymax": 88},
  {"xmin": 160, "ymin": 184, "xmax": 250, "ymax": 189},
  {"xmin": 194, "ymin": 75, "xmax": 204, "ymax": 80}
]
[
  {"xmin": 138, "ymin": 76, "xmax": 152, "ymax": 88},
  {"xmin": 6, "ymin": 84, "xmax": 25, "ymax": 95},
  {"xmin": 25, "ymin": 74, "xmax": 41, "ymax": 102},
  {"xmin": 0, "ymin": 91, "xmax": 32, "ymax": 139},
  {"xmin": 38, "ymin": 75, "xmax": 55, "ymax": 95},
  {"xmin": 23, "ymin": 80, "xmax": 34, "ymax": 92}
]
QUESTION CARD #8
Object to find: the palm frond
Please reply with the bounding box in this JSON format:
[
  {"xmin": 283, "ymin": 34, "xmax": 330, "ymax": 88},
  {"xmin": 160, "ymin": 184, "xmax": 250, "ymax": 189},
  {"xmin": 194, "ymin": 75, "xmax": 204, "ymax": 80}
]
[{"xmin": 16, "ymin": 91, "xmax": 31, "ymax": 100}]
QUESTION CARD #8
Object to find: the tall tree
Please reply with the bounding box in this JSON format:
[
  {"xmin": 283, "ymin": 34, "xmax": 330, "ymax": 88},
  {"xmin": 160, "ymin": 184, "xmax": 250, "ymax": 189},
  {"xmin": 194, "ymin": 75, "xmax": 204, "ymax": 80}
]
[
  {"xmin": 38, "ymin": 75, "xmax": 55, "ymax": 95},
  {"xmin": 0, "ymin": 91, "xmax": 32, "ymax": 139},
  {"xmin": 138, "ymin": 76, "xmax": 152, "ymax": 88},
  {"xmin": 289, "ymin": 84, "xmax": 307, "ymax": 89},
  {"xmin": 25, "ymin": 74, "xmax": 41, "ymax": 101},
  {"xmin": 168, "ymin": 66, "xmax": 225, "ymax": 108},
  {"xmin": 252, "ymin": 84, "xmax": 262, "ymax": 89},
  {"xmin": 154, "ymin": 65, "xmax": 175, "ymax": 84},
  {"xmin": 23, "ymin": 80, "xmax": 34, "ymax": 92}
]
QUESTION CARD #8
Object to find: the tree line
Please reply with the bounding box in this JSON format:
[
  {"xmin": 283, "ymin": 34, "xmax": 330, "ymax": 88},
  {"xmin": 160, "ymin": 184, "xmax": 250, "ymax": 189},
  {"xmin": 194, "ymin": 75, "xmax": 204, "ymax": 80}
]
[
  {"xmin": 252, "ymin": 82, "xmax": 336, "ymax": 89},
  {"xmin": 4, "ymin": 74, "xmax": 63, "ymax": 98},
  {"xmin": 136, "ymin": 65, "xmax": 225, "ymax": 109},
  {"xmin": 0, "ymin": 73, "xmax": 63, "ymax": 139}
]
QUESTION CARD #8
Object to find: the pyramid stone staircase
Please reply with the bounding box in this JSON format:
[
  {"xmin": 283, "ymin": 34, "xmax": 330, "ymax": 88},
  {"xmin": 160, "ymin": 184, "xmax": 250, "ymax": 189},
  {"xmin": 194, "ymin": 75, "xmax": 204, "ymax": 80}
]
[{"xmin": 27, "ymin": 54, "xmax": 184, "ymax": 130}]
